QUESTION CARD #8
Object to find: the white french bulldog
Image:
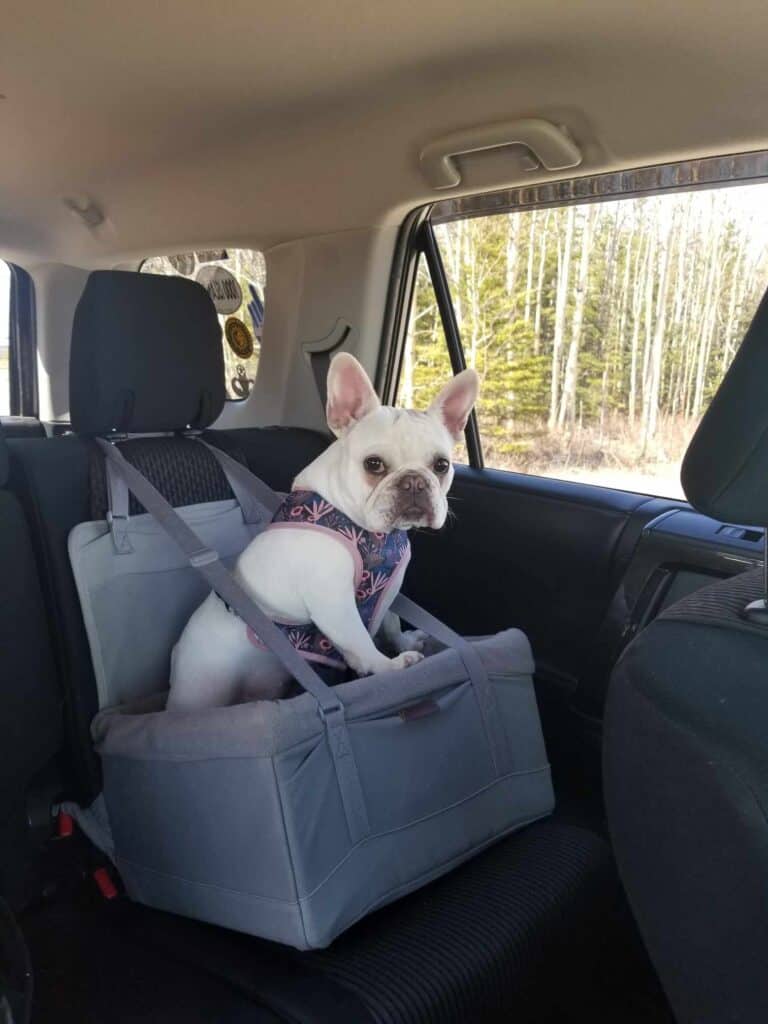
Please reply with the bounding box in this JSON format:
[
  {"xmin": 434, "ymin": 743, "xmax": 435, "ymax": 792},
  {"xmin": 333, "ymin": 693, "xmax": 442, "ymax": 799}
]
[{"xmin": 167, "ymin": 353, "xmax": 479, "ymax": 711}]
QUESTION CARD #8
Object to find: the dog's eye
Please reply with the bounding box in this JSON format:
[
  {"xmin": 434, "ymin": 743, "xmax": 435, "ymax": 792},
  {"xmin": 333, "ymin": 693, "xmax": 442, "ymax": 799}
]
[
  {"xmin": 363, "ymin": 456, "xmax": 387, "ymax": 475},
  {"xmin": 433, "ymin": 457, "xmax": 451, "ymax": 475}
]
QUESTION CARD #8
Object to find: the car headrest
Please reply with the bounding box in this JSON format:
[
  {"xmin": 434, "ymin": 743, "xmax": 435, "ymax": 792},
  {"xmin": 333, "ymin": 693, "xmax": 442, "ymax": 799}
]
[
  {"xmin": 0, "ymin": 424, "xmax": 8, "ymax": 488},
  {"xmin": 682, "ymin": 285, "xmax": 768, "ymax": 525},
  {"xmin": 70, "ymin": 270, "xmax": 225, "ymax": 436}
]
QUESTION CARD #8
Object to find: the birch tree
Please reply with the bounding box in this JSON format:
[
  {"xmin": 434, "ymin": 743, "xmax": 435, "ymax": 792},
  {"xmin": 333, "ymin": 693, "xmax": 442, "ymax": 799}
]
[
  {"xmin": 549, "ymin": 205, "xmax": 575, "ymax": 430},
  {"xmin": 558, "ymin": 206, "xmax": 594, "ymax": 427}
]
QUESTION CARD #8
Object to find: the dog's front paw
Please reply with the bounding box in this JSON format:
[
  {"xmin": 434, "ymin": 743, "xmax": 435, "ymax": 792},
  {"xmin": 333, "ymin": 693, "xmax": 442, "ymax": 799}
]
[
  {"xmin": 390, "ymin": 650, "xmax": 424, "ymax": 670},
  {"xmin": 397, "ymin": 629, "xmax": 429, "ymax": 654}
]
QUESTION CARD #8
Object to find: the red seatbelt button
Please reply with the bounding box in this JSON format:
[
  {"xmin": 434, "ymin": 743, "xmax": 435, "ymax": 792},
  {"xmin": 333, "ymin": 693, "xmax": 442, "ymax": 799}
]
[
  {"xmin": 57, "ymin": 811, "xmax": 75, "ymax": 838},
  {"xmin": 93, "ymin": 867, "xmax": 118, "ymax": 900}
]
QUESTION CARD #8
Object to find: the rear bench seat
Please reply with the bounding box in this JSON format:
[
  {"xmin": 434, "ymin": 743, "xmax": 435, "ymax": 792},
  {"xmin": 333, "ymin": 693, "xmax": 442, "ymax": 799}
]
[
  {"xmin": 0, "ymin": 426, "xmax": 61, "ymax": 910},
  {"xmin": 7, "ymin": 270, "xmax": 623, "ymax": 1023}
]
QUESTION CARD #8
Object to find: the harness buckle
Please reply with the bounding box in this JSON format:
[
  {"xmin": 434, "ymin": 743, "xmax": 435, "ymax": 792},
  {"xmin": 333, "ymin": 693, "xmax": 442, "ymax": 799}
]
[
  {"xmin": 190, "ymin": 547, "xmax": 218, "ymax": 568},
  {"xmin": 318, "ymin": 701, "xmax": 345, "ymax": 724}
]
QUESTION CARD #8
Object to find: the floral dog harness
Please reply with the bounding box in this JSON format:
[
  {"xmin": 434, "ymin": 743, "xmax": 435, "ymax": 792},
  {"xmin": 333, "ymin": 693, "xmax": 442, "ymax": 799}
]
[{"xmin": 245, "ymin": 490, "xmax": 411, "ymax": 669}]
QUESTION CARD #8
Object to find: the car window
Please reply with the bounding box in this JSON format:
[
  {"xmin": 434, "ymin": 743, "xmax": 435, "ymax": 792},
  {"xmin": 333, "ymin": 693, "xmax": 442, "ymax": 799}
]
[
  {"xmin": 0, "ymin": 260, "xmax": 10, "ymax": 416},
  {"xmin": 141, "ymin": 249, "xmax": 265, "ymax": 401},
  {"xmin": 400, "ymin": 254, "xmax": 469, "ymax": 464},
  {"xmin": 399, "ymin": 164, "xmax": 768, "ymax": 498}
]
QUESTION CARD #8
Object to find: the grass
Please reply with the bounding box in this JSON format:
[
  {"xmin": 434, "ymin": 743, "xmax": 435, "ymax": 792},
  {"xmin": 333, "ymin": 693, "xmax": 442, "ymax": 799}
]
[{"xmin": 475, "ymin": 413, "xmax": 697, "ymax": 498}]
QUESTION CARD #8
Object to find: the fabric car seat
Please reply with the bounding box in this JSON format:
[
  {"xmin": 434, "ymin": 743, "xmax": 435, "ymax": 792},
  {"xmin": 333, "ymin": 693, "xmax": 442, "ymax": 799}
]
[{"xmin": 604, "ymin": 285, "xmax": 768, "ymax": 1024}]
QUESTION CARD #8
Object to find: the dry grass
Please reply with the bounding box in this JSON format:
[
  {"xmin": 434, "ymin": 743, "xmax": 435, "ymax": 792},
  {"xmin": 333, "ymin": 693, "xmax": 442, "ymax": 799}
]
[{"xmin": 478, "ymin": 413, "xmax": 697, "ymax": 498}]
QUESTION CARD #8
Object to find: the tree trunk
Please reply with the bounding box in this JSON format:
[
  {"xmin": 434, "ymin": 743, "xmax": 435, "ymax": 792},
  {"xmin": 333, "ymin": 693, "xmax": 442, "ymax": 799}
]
[
  {"xmin": 558, "ymin": 207, "xmax": 593, "ymax": 427},
  {"xmin": 466, "ymin": 221, "xmax": 481, "ymax": 370},
  {"xmin": 692, "ymin": 208, "xmax": 722, "ymax": 418},
  {"xmin": 629, "ymin": 233, "xmax": 648, "ymax": 423},
  {"xmin": 641, "ymin": 227, "xmax": 657, "ymax": 427},
  {"xmin": 523, "ymin": 210, "xmax": 537, "ymax": 323},
  {"xmin": 401, "ymin": 319, "xmax": 414, "ymax": 407},
  {"xmin": 505, "ymin": 214, "xmax": 520, "ymax": 310},
  {"xmin": 533, "ymin": 210, "xmax": 550, "ymax": 354},
  {"xmin": 549, "ymin": 206, "xmax": 575, "ymax": 430},
  {"xmin": 616, "ymin": 223, "xmax": 634, "ymax": 413},
  {"xmin": 642, "ymin": 215, "xmax": 673, "ymax": 450}
]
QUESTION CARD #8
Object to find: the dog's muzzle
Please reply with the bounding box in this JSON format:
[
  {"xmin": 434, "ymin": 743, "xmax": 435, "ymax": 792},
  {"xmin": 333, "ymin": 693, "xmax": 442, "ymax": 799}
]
[{"xmin": 394, "ymin": 472, "xmax": 433, "ymax": 520}]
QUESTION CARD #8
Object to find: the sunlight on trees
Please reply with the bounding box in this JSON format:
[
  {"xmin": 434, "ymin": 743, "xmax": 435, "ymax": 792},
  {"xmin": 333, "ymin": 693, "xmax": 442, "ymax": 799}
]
[{"xmin": 399, "ymin": 186, "xmax": 768, "ymax": 497}]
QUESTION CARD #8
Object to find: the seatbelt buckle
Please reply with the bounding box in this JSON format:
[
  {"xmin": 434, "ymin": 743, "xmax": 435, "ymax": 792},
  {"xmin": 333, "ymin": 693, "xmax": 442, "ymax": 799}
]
[
  {"xmin": 106, "ymin": 511, "xmax": 133, "ymax": 554},
  {"xmin": 317, "ymin": 700, "xmax": 345, "ymax": 724},
  {"xmin": 57, "ymin": 810, "xmax": 75, "ymax": 839},
  {"xmin": 190, "ymin": 546, "xmax": 219, "ymax": 568},
  {"xmin": 318, "ymin": 702, "xmax": 352, "ymax": 761},
  {"xmin": 106, "ymin": 510, "xmax": 130, "ymax": 532},
  {"xmin": 93, "ymin": 866, "xmax": 119, "ymax": 900}
]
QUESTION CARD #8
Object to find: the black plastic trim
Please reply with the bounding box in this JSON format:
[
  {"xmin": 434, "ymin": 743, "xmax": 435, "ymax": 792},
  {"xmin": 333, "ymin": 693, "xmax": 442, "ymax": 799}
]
[
  {"xmin": 377, "ymin": 205, "xmax": 431, "ymax": 404},
  {"xmin": 419, "ymin": 223, "xmax": 484, "ymax": 469},
  {"xmin": 7, "ymin": 263, "xmax": 38, "ymax": 417}
]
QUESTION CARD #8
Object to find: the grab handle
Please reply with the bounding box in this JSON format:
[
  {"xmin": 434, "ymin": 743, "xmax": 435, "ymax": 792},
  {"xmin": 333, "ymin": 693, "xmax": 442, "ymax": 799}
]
[{"xmin": 419, "ymin": 118, "xmax": 581, "ymax": 190}]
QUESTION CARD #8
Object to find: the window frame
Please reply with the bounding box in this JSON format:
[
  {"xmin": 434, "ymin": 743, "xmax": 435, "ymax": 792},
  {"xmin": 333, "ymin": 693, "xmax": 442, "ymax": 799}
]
[
  {"xmin": 378, "ymin": 211, "xmax": 484, "ymax": 467},
  {"xmin": 383, "ymin": 150, "xmax": 768, "ymax": 480},
  {"xmin": 3, "ymin": 262, "xmax": 38, "ymax": 417}
]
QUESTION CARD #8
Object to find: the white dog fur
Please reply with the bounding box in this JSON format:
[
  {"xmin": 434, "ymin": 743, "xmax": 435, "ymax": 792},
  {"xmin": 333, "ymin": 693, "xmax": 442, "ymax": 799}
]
[{"xmin": 167, "ymin": 354, "xmax": 478, "ymax": 711}]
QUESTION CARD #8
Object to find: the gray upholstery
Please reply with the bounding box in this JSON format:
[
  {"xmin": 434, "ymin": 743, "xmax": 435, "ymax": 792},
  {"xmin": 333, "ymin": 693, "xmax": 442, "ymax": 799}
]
[
  {"xmin": 71, "ymin": 451, "xmax": 553, "ymax": 948},
  {"xmin": 91, "ymin": 625, "xmax": 552, "ymax": 949}
]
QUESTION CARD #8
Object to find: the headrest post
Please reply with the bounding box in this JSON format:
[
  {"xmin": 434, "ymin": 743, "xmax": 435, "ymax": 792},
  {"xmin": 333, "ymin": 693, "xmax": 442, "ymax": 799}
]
[{"xmin": 741, "ymin": 529, "xmax": 768, "ymax": 625}]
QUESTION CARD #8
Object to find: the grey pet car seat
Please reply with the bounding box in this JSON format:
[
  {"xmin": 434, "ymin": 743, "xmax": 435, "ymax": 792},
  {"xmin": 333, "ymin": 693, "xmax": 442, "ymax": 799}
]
[{"xmin": 67, "ymin": 273, "xmax": 554, "ymax": 951}]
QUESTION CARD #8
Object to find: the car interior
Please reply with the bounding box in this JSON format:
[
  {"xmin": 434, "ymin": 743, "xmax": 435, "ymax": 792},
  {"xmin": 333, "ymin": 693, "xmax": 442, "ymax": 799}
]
[{"xmin": 3, "ymin": 2, "xmax": 768, "ymax": 1022}]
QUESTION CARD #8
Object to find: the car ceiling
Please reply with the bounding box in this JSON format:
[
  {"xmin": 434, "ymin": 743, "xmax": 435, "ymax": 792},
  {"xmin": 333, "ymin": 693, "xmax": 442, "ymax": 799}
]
[{"xmin": 2, "ymin": 0, "xmax": 768, "ymax": 266}]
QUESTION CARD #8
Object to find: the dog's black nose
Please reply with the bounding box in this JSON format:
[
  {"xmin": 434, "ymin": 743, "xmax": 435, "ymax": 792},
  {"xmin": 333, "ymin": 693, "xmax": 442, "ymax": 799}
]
[{"xmin": 397, "ymin": 473, "xmax": 427, "ymax": 494}]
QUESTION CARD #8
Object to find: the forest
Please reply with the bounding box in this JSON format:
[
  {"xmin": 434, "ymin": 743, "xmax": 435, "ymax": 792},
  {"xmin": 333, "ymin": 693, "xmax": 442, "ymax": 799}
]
[{"xmin": 400, "ymin": 185, "xmax": 768, "ymax": 495}]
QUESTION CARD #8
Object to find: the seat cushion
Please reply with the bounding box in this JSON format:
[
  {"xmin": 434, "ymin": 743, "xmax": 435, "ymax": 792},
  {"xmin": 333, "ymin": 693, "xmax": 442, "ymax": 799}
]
[
  {"xmin": 113, "ymin": 819, "xmax": 619, "ymax": 1024},
  {"xmin": 604, "ymin": 586, "xmax": 768, "ymax": 1024},
  {"xmin": 7, "ymin": 435, "xmax": 100, "ymax": 800},
  {"xmin": 0, "ymin": 465, "xmax": 62, "ymax": 908},
  {"xmin": 0, "ymin": 491, "xmax": 61, "ymax": 816}
]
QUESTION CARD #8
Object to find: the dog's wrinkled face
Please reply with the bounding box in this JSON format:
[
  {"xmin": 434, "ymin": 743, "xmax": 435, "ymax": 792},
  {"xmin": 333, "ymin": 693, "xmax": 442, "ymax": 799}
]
[{"xmin": 323, "ymin": 354, "xmax": 479, "ymax": 533}]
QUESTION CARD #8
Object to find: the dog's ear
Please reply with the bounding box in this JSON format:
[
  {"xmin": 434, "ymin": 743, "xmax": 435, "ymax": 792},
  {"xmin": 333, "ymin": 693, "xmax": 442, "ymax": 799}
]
[
  {"xmin": 428, "ymin": 368, "xmax": 480, "ymax": 441},
  {"xmin": 326, "ymin": 353, "xmax": 380, "ymax": 434}
]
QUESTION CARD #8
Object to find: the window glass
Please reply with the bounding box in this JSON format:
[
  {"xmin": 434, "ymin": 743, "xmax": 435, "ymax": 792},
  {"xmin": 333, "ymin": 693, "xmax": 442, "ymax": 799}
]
[
  {"xmin": 141, "ymin": 249, "xmax": 265, "ymax": 401},
  {"xmin": 396, "ymin": 255, "xmax": 468, "ymax": 462},
  {"xmin": 0, "ymin": 260, "xmax": 10, "ymax": 416},
  {"xmin": 401, "ymin": 185, "xmax": 768, "ymax": 497}
]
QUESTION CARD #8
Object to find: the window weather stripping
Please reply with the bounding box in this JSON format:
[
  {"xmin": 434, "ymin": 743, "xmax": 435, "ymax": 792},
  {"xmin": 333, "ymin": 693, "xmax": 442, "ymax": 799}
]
[{"xmin": 431, "ymin": 150, "xmax": 768, "ymax": 224}]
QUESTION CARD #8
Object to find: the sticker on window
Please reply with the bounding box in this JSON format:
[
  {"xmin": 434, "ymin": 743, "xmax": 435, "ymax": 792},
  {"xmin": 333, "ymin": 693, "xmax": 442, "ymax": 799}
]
[
  {"xmin": 141, "ymin": 248, "xmax": 265, "ymax": 401},
  {"xmin": 225, "ymin": 316, "xmax": 254, "ymax": 359},
  {"xmin": 196, "ymin": 265, "xmax": 242, "ymax": 315}
]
